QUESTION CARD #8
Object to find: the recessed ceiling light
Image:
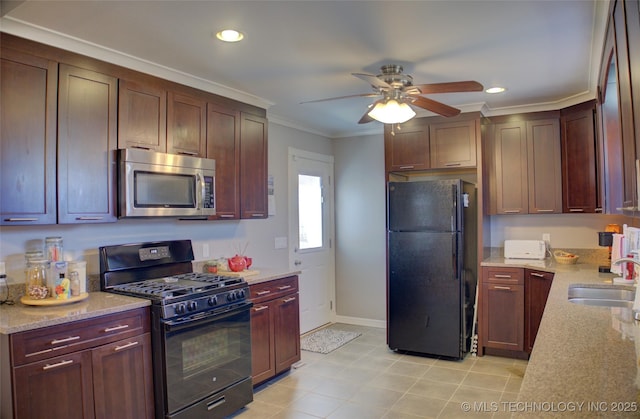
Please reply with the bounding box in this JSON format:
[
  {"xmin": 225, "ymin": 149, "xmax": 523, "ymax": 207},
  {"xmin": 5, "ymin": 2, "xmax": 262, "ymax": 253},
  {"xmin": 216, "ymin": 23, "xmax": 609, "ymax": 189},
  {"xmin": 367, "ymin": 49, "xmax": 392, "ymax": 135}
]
[
  {"xmin": 216, "ymin": 29, "xmax": 244, "ymax": 42},
  {"xmin": 486, "ymin": 87, "xmax": 506, "ymax": 94}
]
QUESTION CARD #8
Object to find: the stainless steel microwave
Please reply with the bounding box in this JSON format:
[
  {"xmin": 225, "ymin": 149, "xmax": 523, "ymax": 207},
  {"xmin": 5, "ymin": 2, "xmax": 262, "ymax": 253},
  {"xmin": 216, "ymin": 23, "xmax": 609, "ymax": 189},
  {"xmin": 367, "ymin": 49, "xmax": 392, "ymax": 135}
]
[{"xmin": 118, "ymin": 149, "xmax": 215, "ymax": 218}]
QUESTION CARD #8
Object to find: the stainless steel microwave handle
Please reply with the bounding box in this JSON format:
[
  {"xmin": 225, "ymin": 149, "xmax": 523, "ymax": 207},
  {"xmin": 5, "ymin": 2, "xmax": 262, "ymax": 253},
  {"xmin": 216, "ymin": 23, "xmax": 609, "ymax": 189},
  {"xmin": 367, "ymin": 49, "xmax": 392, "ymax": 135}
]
[{"xmin": 196, "ymin": 173, "xmax": 205, "ymax": 210}]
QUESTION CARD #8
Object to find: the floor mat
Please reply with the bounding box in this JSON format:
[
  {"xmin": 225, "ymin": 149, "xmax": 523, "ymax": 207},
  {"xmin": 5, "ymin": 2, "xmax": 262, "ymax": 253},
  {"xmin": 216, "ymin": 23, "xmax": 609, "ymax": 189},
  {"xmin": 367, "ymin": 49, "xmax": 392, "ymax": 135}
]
[{"xmin": 300, "ymin": 326, "xmax": 361, "ymax": 354}]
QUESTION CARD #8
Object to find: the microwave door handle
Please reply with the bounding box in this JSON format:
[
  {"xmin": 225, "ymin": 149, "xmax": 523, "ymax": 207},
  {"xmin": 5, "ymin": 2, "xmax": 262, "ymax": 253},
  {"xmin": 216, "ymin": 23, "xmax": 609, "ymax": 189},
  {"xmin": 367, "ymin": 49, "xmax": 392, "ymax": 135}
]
[{"xmin": 196, "ymin": 173, "xmax": 205, "ymax": 210}]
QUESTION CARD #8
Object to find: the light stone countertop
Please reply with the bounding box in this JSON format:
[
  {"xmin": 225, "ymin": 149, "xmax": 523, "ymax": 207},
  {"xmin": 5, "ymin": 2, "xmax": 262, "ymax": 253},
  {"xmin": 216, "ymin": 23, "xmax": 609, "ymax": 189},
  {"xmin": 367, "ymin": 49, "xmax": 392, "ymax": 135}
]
[
  {"xmin": 481, "ymin": 256, "xmax": 640, "ymax": 417},
  {"xmin": 0, "ymin": 292, "xmax": 150, "ymax": 335}
]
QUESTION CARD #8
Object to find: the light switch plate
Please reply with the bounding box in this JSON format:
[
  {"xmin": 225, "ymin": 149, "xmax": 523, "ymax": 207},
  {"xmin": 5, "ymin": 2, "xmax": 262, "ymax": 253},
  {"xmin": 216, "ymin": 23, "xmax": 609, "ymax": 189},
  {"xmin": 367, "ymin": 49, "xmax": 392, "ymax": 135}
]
[{"xmin": 275, "ymin": 237, "xmax": 288, "ymax": 249}]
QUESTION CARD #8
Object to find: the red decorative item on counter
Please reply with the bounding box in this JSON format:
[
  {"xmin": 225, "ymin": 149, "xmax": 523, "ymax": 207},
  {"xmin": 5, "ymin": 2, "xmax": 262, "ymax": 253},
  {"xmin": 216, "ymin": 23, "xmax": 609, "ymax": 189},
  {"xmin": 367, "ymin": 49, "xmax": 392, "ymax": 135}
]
[{"xmin": 228, "ymin": 255, "xmax": 247, "ymax": 272}]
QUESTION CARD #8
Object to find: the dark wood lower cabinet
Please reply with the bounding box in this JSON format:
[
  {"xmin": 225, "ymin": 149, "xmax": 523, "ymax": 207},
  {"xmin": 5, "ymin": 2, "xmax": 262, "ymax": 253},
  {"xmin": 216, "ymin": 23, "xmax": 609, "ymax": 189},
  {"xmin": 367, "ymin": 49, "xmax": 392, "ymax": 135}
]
[
  {"xmin": 250, "ymin": 276, "xmax": 301, "ymax": 385},
  {"xmin": 480, "ymin": 267, "xmax": 554, "ymax": 358},
  {"xmin": 3, "ymin": 307, "xmax": 153, "ymax": 419},
  {"xmin": 524, "ymin": 269, "xmax": 554, "ymax": 352}
]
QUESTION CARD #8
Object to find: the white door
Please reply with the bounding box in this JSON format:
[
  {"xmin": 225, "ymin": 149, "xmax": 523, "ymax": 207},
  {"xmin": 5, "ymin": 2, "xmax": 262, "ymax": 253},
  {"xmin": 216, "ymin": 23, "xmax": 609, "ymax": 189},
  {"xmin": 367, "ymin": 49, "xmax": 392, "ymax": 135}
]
[{"xmin": 288, "ymin": 148, "xmax": 335, "ymax": 334}]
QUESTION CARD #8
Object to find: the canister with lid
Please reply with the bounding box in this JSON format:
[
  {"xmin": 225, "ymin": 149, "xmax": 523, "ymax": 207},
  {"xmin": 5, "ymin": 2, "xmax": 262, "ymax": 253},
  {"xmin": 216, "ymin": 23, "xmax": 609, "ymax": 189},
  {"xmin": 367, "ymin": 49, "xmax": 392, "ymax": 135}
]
[
  {"xmin": 25, "ymin": 259, "xmax": 49, "ymax": 299},
  {"xmin": 67, "ymin": 261, "xmax": 87, "ymax": 294},
  {"xmin": 45, "ymin": 237, "xmax": 63, "ymax": 262}
]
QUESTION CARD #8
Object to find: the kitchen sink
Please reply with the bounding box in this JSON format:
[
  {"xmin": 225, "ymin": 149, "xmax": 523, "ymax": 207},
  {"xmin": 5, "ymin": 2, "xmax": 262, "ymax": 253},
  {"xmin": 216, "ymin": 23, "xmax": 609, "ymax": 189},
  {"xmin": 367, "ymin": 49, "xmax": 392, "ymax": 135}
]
[{"xmin": 567, "ymin": 285, "xmax": 636, "ymax": 308}]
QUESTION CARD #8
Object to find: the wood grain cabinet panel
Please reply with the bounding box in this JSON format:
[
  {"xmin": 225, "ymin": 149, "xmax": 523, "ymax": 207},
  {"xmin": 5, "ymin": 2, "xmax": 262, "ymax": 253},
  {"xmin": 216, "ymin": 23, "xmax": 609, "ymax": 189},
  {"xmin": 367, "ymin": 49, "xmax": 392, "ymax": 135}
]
[
  {"xmin": 429, "ymin": 119, "xmax": 477, "ymax": 168},
  {"xmin": 493, "ymin": 121, "xmax": 528, "ymax": 214},
  {"xmin": 249, "ymin": 276, "xmax": 300, "ymax": 385},
  {"xmin": 481, "ymin": 267, "xmax": 524, "ymax": 352},
  {"xmin": 524, "ymin": 269, "xmax": 554, "ymax": 353},
  {"xmin": 57, "ymin": 64, "xmax": 118, "ymax": 224},
  {"xmin": 118, "ymin": 79, "xmax": 167, "ymax": 152},
  {"xmin": 3, "ymin": 308, "xmax": 153, "ymax": 418},
  {"xmin": 240, "ymin": 113, "xmax": 268, "ymax": 219},
  {"xmin": 206, "ymin": 103, "xmax": 240, "ymax": 219},
  {"xmin": 167, "ymin": 91, "xmax": 207, "ymax": 157},
  {"xmin": 560, "ymin": 101, "xmax": 599, "ymax": 213},
  {"xmin": 526, "ymin": 118, "xmax": 562, "ymax": 214},
  {"xmin": 384, "ymin": 120, "xmax": 430, "ymax": 172},
  {"xmin": 0, "ymin": 49, "xmax": 58, "ymax": 225}
]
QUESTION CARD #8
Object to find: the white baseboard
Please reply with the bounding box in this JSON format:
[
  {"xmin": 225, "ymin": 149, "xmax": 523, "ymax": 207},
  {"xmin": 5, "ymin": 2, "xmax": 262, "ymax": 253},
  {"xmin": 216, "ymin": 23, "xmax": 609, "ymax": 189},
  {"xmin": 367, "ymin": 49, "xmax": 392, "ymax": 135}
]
[{"xmin": 332, "ymin": 314, "xmax": 386, "ymax": 329}]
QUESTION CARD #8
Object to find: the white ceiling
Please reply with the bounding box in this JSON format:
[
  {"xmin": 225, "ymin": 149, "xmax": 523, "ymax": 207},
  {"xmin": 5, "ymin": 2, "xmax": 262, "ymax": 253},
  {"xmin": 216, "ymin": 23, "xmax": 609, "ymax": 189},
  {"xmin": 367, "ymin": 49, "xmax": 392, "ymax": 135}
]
[{"xmin": 1, "ymin": 0, "xmax": 609, "ymax": 138}]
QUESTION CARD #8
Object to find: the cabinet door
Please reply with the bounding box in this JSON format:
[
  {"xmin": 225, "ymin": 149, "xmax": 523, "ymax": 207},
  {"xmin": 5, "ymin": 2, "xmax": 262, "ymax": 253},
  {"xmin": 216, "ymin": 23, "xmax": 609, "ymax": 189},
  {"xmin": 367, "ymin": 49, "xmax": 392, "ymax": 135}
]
[
  {"xmin": 1, "ymin": 49, "xmax": 58, "ymax": 225},
  {"xmin": 206, "ymin": 103, "xmax": 240, "ymax": 219},
  {"xmin": 384, "ymin": 120, "xmax": 429, "ymax": 171},
  {"xmin": 524, "ymin": 269, "xmax": 554, "ymax": 353},
  {"xmin": 626, "ymin": 0, "xmax": 640, "ymax": 162},
  {"xmin": 167, "ymin": 91, "xmax": 206, "ymax": 157},
  {"xmin": 250, "ymin": 302, "xmax": 276, "ymax": 384},
  {"xmin": 481, "ymin": 283, "xmax": 524, "ymax": 351},
  {"xmin": 613, "ymin": 0, "xmax": 638, "ymax": 211},
  {"xmin": 527, "ymin": 118, "xmax": 562, "ymax": 214},
  {"xmin": 118, "ymin": 79, "xmax": 167, "ymax": 152},
  {"xmin": 494, "ymin": 121, "xmax": 528, "ymax": 214},
  {"xmin": 429, "ymin": 119, "xmax": 477, "ymax": 168},
  {"xmin": 240, "ymin": 113, "xmax": 268, "ymax": 219},
  {"xmin": 14, "ymin": 350, "xmax": 95, "ymax": 419},
  {"xmin": 92, "ymin": 333, "xmax": 154, "ymax": 419},
  {"xmin": 274, "ymin": 293, "xmax": 301, "ymax": 373},
  {"xmin": 57, "ymin": 64, "xmax": 117, "ymax": 224},
  {"xmin": 561, "ymin": 104, "xmax": 598, "ymax": 213}
]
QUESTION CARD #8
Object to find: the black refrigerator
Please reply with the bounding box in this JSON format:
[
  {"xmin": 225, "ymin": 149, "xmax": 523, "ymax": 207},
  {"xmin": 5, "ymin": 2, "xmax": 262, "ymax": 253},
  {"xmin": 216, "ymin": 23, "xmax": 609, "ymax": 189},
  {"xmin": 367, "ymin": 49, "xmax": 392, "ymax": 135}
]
[{"xmin": 387, "ymin": 179, "xmax": 477, "ymax": 359}]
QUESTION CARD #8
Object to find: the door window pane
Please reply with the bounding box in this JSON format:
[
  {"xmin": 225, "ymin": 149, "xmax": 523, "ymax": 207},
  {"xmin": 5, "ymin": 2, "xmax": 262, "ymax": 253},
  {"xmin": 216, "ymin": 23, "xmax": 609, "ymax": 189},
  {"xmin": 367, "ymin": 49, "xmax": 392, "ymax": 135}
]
[{"xmin": 298, "ymin": 174, "xmax": 323, "ymax": 250}]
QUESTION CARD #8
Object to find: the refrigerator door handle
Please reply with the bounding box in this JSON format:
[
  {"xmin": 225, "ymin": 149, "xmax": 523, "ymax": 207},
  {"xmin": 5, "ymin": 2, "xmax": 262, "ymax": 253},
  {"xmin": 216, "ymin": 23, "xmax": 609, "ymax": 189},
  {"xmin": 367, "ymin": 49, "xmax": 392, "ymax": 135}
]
[{"xmin": 452, "ymin": 236, "xmax": 457, "ymax": 279}]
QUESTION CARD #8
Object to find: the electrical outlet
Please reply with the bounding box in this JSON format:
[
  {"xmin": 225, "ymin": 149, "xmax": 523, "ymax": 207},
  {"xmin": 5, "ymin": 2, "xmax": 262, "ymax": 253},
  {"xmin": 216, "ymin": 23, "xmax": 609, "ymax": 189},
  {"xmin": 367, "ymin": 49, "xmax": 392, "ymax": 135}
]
[
  {"xmin": 202, "ymin": 243, "xmax": 210, "ymax": 258},
  {"xmin": 542, "ymin": 233, "xmax": 551, "ymax": 244}
]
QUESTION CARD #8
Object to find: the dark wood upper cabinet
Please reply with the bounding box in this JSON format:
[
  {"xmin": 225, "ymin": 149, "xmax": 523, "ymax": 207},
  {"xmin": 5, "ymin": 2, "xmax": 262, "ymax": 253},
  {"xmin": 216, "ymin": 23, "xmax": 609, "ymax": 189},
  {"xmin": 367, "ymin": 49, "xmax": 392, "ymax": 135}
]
[
  {"xmin": 492, "ymin": 121, "xmax": 528, "ymax": 214},
  {"xmin": 0, "ymin": 48, "xmax": 58, "ymax": 225},
  {"xmin": 240, "ymin": 113, "xmax": 268, "ymax": 219},
  {"xmin": 118, "ymin": 79, "xmax": 167, "ymax": 152},
  {"xmin": 167, "ymin": 91, "xmax": 207, "ymax": 157},
  {"xmin": 206, "ymin": 103, "xmax": 241, "ymax": 219},
  {"xmin": 384, "ymin": 119, "xmax": 430, "ymax": 172},
  {"xmin": 57, "ymin": 64, "xmax": 118, "ymax": 224},
  {"xmin": 526, "ymin": 118, "xmax": 562, "ymax": 214},
  {"xmin": 613, "ymin": 0, "xmax": 637, "ymax": 211},
  {"xmin": 429, "ymin": 118, "xmax": 477, "ymax": 168},
  {"xmin": 626, "ymin": 0, "xmax": 640, "ymax": 162},
  {"xmin": 561, "ymin": 101, "xmax": 599, "ymax": 213}
]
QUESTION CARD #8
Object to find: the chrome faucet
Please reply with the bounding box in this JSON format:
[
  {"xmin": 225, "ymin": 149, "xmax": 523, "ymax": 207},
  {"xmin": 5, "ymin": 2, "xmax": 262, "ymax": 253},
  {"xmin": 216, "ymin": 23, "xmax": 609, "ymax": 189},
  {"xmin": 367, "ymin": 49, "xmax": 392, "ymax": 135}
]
[{"xmin": 612, "ymin": 257, "xmax": 640, "ymax": 283}]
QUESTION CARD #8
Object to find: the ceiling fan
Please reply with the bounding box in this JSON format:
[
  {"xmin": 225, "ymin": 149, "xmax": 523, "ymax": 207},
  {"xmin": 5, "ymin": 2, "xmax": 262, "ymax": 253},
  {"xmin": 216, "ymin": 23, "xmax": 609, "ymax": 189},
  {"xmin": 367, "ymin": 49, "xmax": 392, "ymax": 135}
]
[{"xmin": 303, "ymin": 64, "xmax": 484, "ymax": 124}]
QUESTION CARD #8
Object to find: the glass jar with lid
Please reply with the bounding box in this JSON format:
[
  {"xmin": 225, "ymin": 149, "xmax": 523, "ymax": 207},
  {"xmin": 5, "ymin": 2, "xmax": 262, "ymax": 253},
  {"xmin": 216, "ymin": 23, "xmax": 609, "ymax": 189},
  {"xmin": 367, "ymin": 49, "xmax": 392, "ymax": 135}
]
[
  {"xmin": 25, "ymin": 259, "xmax": 49, "ymax": 299},
  {"xmin": 45, "ymin": 237, "xmax": 63, "ymax": 262},
  {"xmin": 25, "ymin": 250, "xmax": 45, "ymax": 267}
]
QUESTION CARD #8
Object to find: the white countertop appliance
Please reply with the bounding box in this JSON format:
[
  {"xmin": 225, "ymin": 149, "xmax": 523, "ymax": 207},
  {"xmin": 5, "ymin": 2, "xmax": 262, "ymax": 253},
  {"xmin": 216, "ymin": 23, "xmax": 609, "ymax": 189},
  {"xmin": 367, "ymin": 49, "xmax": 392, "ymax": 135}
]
[{"xmin": 504, "ymin": 240, "xmax": 547, "ymax": 260}]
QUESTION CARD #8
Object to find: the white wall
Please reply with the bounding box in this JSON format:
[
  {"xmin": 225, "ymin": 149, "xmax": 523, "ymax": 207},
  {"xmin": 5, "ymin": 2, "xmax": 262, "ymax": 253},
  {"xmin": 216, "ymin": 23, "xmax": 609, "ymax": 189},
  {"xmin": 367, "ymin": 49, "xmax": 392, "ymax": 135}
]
[
  {"xmin": 489, "ymin": 213, "xmax": 631, "ymax": 249},
  {"xmin": 333, "ymin": 133, "xmax": 387, "ymax": 322},
  {"xmin": 0, "ymin": 121, "xmax": 332, "ymax": 285}
]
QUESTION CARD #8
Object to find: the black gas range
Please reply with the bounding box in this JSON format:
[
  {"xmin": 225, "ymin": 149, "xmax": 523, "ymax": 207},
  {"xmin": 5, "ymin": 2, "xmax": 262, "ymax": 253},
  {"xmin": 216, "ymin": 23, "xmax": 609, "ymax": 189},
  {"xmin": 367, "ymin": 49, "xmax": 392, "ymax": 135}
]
[{"xmin": 100, "ymin": 240, "xmax": 253, "ymax": 419}]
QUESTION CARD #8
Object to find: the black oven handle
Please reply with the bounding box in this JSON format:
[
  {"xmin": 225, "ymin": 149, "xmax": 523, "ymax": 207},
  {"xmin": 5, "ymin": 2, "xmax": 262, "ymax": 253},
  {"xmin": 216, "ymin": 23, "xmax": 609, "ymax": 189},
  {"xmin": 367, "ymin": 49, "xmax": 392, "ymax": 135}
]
[{"xmin": 162, "ymin": 301, "xmax": 252, "ymax": 332}]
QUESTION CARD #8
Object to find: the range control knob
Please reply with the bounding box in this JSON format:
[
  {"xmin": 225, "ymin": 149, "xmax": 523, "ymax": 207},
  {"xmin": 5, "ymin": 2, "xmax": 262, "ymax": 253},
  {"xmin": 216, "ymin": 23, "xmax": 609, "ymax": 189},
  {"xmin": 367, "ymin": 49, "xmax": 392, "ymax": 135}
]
[
  {"xmin": 237, "ymin": 289, "xmax": 246, "ymax": 299},
  {"xmin": 175, "ymin": 304, "xmax": 186, "ymax": 315},
  {"xmin": 187, "ymin": 301, "xmax": 198, "ymax": 312},
  {"xmin": 227, "ymin": 291, "xmax": 235, "ymax": 301},
  {"xmin": 207, "ymin": 296, "xmax": 218, "ymax": 306}
]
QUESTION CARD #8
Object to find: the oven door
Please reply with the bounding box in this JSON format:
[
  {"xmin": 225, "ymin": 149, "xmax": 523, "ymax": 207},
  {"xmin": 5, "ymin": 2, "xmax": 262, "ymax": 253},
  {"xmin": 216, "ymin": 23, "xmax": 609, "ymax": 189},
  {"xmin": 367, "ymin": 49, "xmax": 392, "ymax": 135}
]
[{"xmin": 160, "ymin": 301, "xmax": 252, "ymax": 415}]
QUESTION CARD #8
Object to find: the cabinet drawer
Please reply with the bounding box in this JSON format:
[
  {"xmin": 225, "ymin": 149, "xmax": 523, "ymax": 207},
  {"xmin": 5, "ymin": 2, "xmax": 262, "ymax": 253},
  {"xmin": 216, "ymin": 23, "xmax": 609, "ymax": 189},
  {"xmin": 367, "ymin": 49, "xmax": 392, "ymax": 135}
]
[
  {"xmin": 483, "ymin": 267, "xmax": 524, "ymax": 285},
  {"xmin": 11, "ymin": 307, "xmax": 150, "ymax": 365},
  {"xmin": 249, "ymin": 276, "xmax": 298, "ymax": 303}
]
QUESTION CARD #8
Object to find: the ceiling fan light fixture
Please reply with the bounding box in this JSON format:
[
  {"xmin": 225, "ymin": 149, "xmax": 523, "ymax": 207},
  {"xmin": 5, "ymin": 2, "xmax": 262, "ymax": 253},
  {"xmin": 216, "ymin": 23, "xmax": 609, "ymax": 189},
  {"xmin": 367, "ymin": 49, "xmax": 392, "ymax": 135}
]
[
  {"xmin": 367, "ymin": 99, "xmax": 416, "ymax": 124},
  {"xmin": 216, "ymin": 29, "xmax": 244, "ymax": 42}
]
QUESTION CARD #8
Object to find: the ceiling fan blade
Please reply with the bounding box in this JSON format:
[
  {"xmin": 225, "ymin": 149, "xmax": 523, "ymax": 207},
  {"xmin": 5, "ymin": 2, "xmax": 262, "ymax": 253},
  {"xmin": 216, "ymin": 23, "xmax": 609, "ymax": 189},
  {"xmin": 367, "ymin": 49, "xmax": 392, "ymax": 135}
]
[
  {"xmin": 412, "ymin": 81, "xmax": 484, "ymax": 94},
  {"xmin": 300, "ymin": 92, "xmax": 379, "ymax": 104},
  {"xmin": 410, "ymin": 96, "xmax": 461, "ymax": 117},
  {"xmin": 357, "ymin": 100, "xmax": 381, "ymax": 124},
  {"xmin": 352, "ymin": 72, "xmax": 392, "ymax": 90}
]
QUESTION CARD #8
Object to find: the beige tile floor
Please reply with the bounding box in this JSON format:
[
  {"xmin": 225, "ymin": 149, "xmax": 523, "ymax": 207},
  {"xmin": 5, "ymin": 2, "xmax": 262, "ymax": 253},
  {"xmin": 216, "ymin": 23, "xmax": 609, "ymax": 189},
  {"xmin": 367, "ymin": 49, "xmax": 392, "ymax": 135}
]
[{"xmin": 229, "ymin": 323, "xmax": 527, "ymax": 419}]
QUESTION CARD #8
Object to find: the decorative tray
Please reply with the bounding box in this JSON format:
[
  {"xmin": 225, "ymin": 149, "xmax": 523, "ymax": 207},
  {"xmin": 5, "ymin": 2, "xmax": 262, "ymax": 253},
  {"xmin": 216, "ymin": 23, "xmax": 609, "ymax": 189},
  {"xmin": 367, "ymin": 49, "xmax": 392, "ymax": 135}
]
[{"xmin": 20, "ymin": 292, "xmax": 89, "ymax": 306}]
